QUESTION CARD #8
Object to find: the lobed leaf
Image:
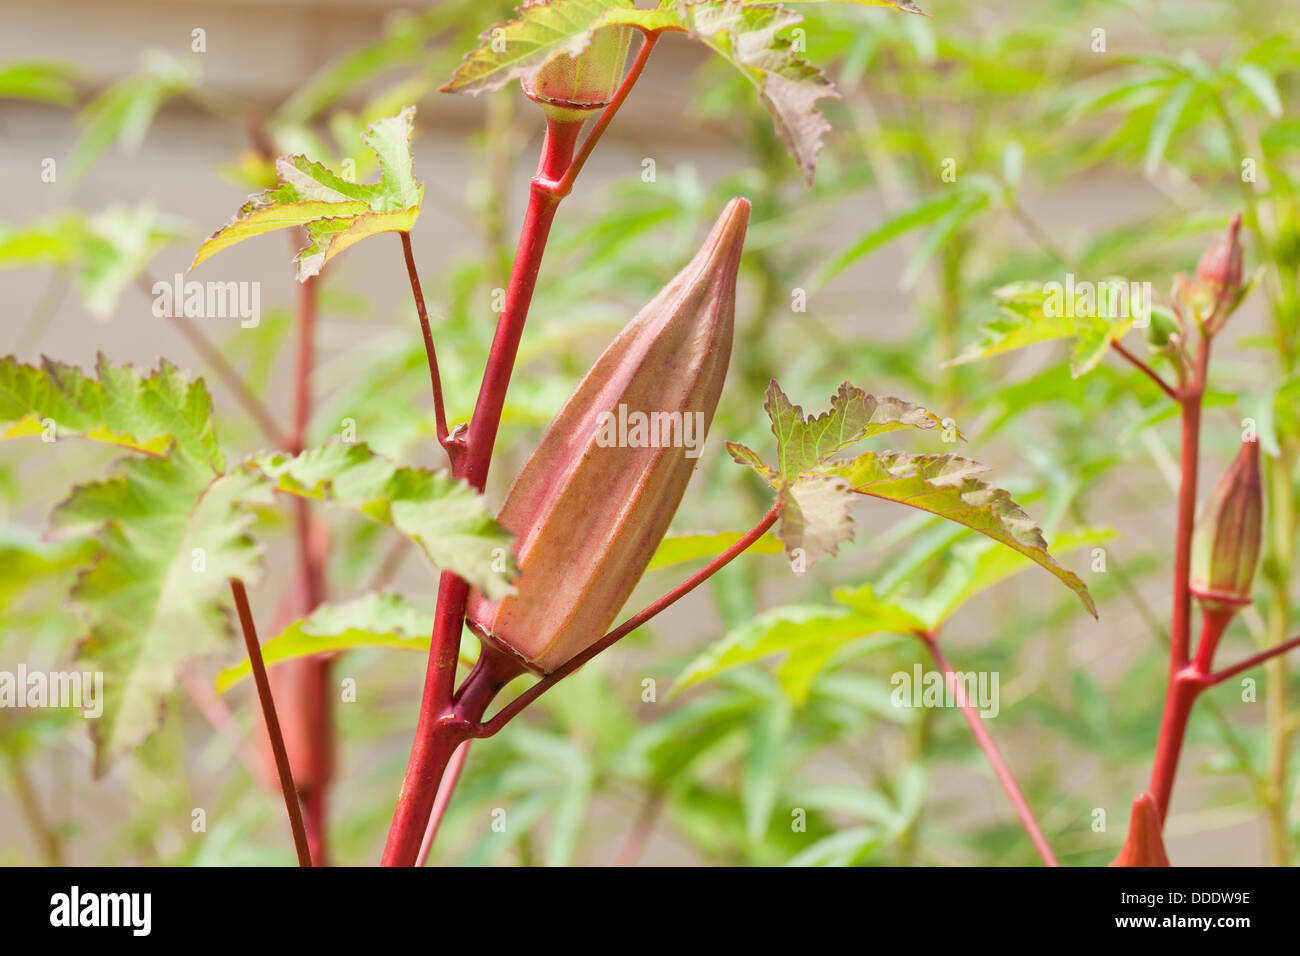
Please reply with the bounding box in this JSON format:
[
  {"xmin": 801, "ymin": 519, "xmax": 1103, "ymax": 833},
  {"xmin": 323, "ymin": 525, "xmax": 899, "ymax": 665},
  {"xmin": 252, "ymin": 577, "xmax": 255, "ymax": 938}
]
[
  {"xmin": 827, "ymin": 451, "xmax": 1097, "ymax": 616},
  {"xmin": 247, "ymin": 441, "xmax": 518, "ymax": 599},
  {"xmin": 57, "ymin": 462, "xmax": 272, "ymax": 773},
  {"xmin": 441, "ymin": 0, "xmax": 631, "ymax": 96},
  {"xmin": 0, "ymin": 355, "xmax": 222, "ymax": 469},
  {"xmin": 192, "ymin": 107, "xmax": 423, "ymax": 281}
]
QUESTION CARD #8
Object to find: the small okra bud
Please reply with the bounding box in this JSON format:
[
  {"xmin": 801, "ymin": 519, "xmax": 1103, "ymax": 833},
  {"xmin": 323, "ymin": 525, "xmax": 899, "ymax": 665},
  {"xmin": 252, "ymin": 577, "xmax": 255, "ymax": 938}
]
[
  {"xmin": 1110, "ymin": 793, "xmax": 1170, "ymax": 867},
  {"xmin": 467, "ymin": 199, "xmax": 750, "ymax": 674},
  {"xmin": 1143, "ymin": 303, "xmax": 1181, "ymax": 353},
  {"xmin": 1190, "ymin": 438, "xmax": 1263, "ymax": 612},
  {"xmin": 520, "ymin": 2, "xmax": 633, "ymax": 122},
  {"xmin": 1196, "ymin": 213, "xmax": 1245, "ymax": 334}
]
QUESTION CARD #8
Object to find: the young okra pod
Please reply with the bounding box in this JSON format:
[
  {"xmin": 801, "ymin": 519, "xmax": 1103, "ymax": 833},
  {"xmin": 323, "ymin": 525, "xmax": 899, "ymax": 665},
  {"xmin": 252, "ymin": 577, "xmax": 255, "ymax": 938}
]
[{"xmin": 467, "ymin": 198, "xmax": 751, "ymax": 674}]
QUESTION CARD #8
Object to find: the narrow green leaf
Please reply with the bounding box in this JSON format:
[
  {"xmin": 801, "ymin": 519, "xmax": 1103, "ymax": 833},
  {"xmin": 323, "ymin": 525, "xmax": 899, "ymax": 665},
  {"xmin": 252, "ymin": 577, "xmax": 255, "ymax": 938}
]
[
  {"xmin": 0, "ymin": 61, "xmax": 79, "ymax": 105},
  {"xmin": 1235, "ymin": 62, "xmax": 1283, "ymax": 118},
  {"xmin": 811, "ymin": 191, "xmax": 962, "ymax": 290},
  {"xmin": 647, "ymin": 529, "xmax": 783, "ymax": 571},
  {"xmin": 1144, "ymin": 78, "xmax": 1196, "ymax": 176},
  {"xmin": 672, "ymin": 602, "xmax": 924, "ymax": 695},
  {"xmin": 214, "ymin": 592, "xmax": 438, "ymax": 693}
]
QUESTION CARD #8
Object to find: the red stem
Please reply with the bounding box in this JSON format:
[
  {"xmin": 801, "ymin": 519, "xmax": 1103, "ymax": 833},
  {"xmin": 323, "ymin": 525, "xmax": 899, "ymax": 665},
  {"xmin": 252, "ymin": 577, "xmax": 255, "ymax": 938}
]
[
  {"xmin": 229, "ymin": 578, "xmax": 312, "ymax": 867},
  {"xmin": 1146, "ymin": 338, "xmax": 1211, "ymax": 823},
  {"xmin": 1208, "ymin": 632, "xmax": 1300, "ymax": 686},
  {"xmin": 921, "ymin": 636, "xmax": 1059, "ymax": 867},
  {"xmin": 1111, "ymin": 340, "xmax": 1178, "ymax": 402},
  {"xmin": 382, "ymin": 643, "xmax": 522, "ymax": 866},
  {"xmin": 476, "ymin": 505, "xmax": 781, "ymax": 738},
  {"xmin": 400, "ymin": 231, "xmax": 450, "ymax": 447},
  {"xmin": 1170, "ymin": 338, "xmax": 1209, "ymax": 674}
]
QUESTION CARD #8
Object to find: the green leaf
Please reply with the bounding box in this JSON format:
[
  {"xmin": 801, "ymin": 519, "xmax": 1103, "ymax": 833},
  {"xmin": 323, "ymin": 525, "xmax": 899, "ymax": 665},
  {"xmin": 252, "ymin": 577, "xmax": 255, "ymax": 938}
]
[
  {"xmin": 729, "ymin": 380, "xmax": 952, "ymax": 567},
  {"xmin": 672, "ymin": 602, "xmax": 922, "ymax": 695},
  {"xmin": 1235, "ymin": 63, "xmax": 1283, "ymax": 118},
  {"xmin": 441, "ymin": 0, "xmax": 631, "ymax": 95},
  {"xmin": 247, "ymin": 441, "xmax": 518, "ymax": 599},
  {"xmin": 0, "ymin": 355, "xmax": 222, "ymax": 469},
  {"xmin": 827, "ymin": 451, "xmax": 1097, "ymax": 617},
  {"xmin": 1144, "ymin": 77, "xmax": 1195, "ymax": 176},
  {"xmin": 0, "ymin": 60, "xmax": 79, "ymax": 105},
  {"xmin": 946, "ymin": 280, "xmax": 1076, "ymax": 367},
  {"xmin": 917, "ymin": 526, "xmax": 1113, "ymax": 629},
  {"xmin": 0, "ymin": 206, "xmax": 186, "ymax": 320},
  {"xmin": 57, "ymin": 461, "xmax": 271, "ymax": 773},
  {"xmin": 276, "ymin": 13, "xmax": 431, "ymax": 125},
  {"xmin": 764, "ymin": 380, "xmax": 948, "ymax": 484},
  {"xmin": 647, "ymin": 529, "xmax": 783, "ymax": 571},
  {"xmin": 949, "ymin": 279, "xmax": 1144, "ymax": 378},
  {"xmin": 68, "ymin": 51, "xmax": 195, "ymax": 186},
  {"xmin": 811, "ymin": 190, "xmax": 963, "ymax": 290},
  {"xmin": 192, "ymin": 107, "xmax": 424, "ymax": 280},
  {"xmin": 214, "ymin": 592, "xmax": 437, "ymax": 693},
  {"xmin": 682, "ymin": 2, "xmax": 838, "ymax": 186},
  {"xmin": 743, "ymin": 699, "xmax": 791, "ymax": 844}
]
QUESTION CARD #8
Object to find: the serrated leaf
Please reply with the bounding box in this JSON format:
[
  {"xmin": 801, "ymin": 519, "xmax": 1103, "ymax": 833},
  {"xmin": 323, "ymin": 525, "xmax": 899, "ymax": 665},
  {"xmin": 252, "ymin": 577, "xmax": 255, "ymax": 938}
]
[
  {"xmin": 683, "ymin": 2, "xmax": 838, "ymax": 186},
  {"xmin": 0, "ymin": 355, "xmax": 222, "ymax": 469},
  {"xmin": 192, "ymin": 107, "xmax": 423, "ymax": 280},
  {"xmin": 765, "ymin": 380, "xmax": 948, "ymax": 483},
  {"xmin": 214, "ymin": 592, "xmax": 437, "ymax": 693},
  {"xmin": 949, "ymin": 278, "xmax": 1143, "ymax": 378},
  {"xmin": 247, "ymin": 441, "xmax": 517, "ymax": 599},
  {"xmin": 57, "ymin": 461, "xmax": 271, "ymax": 773},
  {"xmin": 441, "ymin": 0, "xmax": 631, "ymax": 95},
  {"xmin": 947, "ymin": 280, "xmax": 1076, "ymax": 367},
  {"xmin": 827, "ymin": 451, "xmax": 1097, "ymax": 616},
  {"xmin": 777, "ymin": 473, "xmax": 855, "ymax": 567}
]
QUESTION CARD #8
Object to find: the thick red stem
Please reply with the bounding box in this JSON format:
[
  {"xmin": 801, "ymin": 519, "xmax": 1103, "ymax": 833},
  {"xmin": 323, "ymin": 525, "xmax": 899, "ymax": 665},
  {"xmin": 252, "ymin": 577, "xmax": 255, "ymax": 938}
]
[
  {"xmin": 923, "ymin": 637, "xmax": 1059, "ymax": 867},
  {"xmin": 1148, "ymin": 607, "xmax": 1230, "ymax": 819},
  {"xmin": 380, "ymin": 119, "xmax": 582, "ymax": 866},
  {"xmin": 1169, "ymin": 339, "xmax": 1209, "ymax": 674},
  {"xmin": 1147, "ymin": 339, "xmax": 1211, "ymax": 824},
  {"xmin": 382, "ymin": 643, "xmax": 522, "ymax": 866}
]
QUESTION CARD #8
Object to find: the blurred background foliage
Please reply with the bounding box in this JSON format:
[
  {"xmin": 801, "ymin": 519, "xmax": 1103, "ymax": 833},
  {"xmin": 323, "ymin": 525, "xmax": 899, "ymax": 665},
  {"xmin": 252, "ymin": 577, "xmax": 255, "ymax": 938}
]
[{"xmin": 2, "ymin": 0, "xmax": 1299, "ymax": 866}]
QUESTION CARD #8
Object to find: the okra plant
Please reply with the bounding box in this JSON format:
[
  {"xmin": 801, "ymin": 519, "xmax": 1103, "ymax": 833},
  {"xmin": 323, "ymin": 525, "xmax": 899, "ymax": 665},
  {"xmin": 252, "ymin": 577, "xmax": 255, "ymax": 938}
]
[{"xmin": 2, "ymin": 0, "xmax": 1298, "ymax": 868}]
